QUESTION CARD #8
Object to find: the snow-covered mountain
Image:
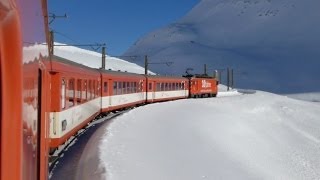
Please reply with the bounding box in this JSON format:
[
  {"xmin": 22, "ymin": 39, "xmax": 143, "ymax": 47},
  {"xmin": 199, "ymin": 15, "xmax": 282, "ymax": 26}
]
[{"xmin": 123, "ymin": 0, "xmax": 320, "ymax": 94}]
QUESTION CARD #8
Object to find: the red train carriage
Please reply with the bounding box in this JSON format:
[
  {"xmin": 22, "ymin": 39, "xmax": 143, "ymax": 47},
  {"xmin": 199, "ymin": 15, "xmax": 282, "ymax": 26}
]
[
  {"xmin": 45, "ymin": 56, "xmax": 101, "ymax": 149},
  {"xmin": 188, "ymin": 76, "xmax": 218, "ymax": 98},
  {"xmin": 146, "ymin": 75, "xmax": 189, "ymax": 103},
  {"xmin": 1, "ymin": 0, "xmax": 50, "ymax": 180},
  {"xmin": 101, "ymin": 70, "xmax": 146, "ymax": 112}
]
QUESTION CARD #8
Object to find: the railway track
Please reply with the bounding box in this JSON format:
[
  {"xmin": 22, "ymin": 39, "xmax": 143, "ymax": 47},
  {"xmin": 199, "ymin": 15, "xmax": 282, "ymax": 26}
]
[{"xmin": 49, "ymin": 109, "xmax": 131, "ymax": 178}]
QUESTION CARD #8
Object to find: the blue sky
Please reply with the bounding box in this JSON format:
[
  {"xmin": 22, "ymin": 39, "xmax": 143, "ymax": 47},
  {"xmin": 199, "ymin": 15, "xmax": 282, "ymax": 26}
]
[{"xmin": 48, "ymin": 0, "xmax": 199, "ymax": 55}]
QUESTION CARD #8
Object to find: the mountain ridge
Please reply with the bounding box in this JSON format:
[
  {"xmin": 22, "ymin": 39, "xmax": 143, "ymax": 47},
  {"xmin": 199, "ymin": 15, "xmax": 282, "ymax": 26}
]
[{"xmin": 123, "ymin": 0, "xmax": 320, "ymax": 94}]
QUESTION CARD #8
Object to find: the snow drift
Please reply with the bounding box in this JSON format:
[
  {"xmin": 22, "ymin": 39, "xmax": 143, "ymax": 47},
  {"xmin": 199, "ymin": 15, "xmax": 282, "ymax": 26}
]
[{"xmin": 99, "ymin": 91, "xmax": 320, "ymax": 180}]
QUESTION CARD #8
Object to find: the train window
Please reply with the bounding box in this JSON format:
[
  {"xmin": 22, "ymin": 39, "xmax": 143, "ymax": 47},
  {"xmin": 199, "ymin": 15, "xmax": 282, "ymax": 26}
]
[
  {"xmin": 123, "ymin": 82, "xmax": 126, "ymax": 94},
  {"xmin": 156, "ymin": 83, "xmax": 160, "ymax": 91},
  {"xmin": 104, "ymin": 82, "xmax": 108, "ymax": 93},
  {"xmin": 134, "ymin": 82, "xmax": 137, "ymax": 93},
  {"xmin": 87, "ymin": 80, "xmax": 90, "ymax": 100},
  {"xmin": 126, "ymin": 82, "xmax": 129, "ymax": 94},
  {"xmin": 130, "ymin": 82, "xmax": 133, "ymax": 93},
  {"xmin": 149, "ymin": 83, "xmax": 152, "ymax": 90},
  {"xmin": 77, "ymin": 79, "xmax": 82, "ymax": 103},
  {"xmin": 62, "ymin": 120, "xmax": 67, "ymax": 132},
  {"xmin": 84, "ymin": 80, "xmax": 87, "ymax": 101},
  {"xmin": 97, "ymin": 80, "xmax": 100, "ymax": 96},
  {"xmin": 61, "ymin": 79, "xmax": 66, "ymax": 109},
  {"xmin": 92, "ymin": 81, "xmax": 94, "ymax": 99},
  {"xmin": 113, "ymin": 82, "xmax": 117, "ymax": 95},
  {"xmin": 92, "ymin": 80, "xmax": 97, "ymax": 98},
  {"xmin": 68, "ymin": 79, "xmax": 75, "ymax": 107},
  {"xmin": 116, "ymin": 82, "xmax": 120, "ymax": 95},
  {"xmin": 92, "ymin": 80, "xmax": 94, "ymax": 99},
  {"xmin": 182, "ymin": 82, "xmax": 185, "ymax": 89}
]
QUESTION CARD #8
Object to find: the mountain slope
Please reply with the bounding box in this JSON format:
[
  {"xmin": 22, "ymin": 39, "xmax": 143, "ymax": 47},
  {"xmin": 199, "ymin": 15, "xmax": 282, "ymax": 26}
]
[{"xmin": 123, "ymin": 0, "xmax": 320, "ymax": 93}]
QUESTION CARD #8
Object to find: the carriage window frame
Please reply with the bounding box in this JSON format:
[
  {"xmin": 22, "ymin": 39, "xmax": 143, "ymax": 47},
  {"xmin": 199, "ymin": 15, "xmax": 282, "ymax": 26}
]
[
  {"xmin": 84, "ymin": 80, "xmax": 87, "ymax": 101},
  {"xmin": 77, "ymin": 79, "xmax": 82, "ymax": 103},
  {"xmin": 113, "ymin": 81, "xmax": 117, "ymax": 95},
  {"xmin": 61, "ymin": 78, "xmax": 66, "ymax": 110},
  {"xmin": 104, "ymin": 82, "xmax": 108, "ymax": 93},
  {"xmin": 68, "ymin": 78, "xmax": 75, "ymax": 107}
]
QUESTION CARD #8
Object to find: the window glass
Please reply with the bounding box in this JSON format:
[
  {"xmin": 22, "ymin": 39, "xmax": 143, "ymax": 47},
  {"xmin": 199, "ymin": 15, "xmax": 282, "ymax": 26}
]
[
  {"xmin": 61, "ymin": 79, "xmax": 66, "ymax": 109},
  {"xmin": 84, "ymin": 80, "xmax": 87, "ymax": 101},
  {"xmin": 118, "ymin": 82, "xmax": 122, "ymax": 95},
  {"xmin": 130, "ymin": 82, "xmax": 133, "ymax": 93},
  {"xmin": 113, "ymin": 82, "xmax": 117, "ymax": 95},
  {"xmin": 123, "ymin": 82, "xmax": 126, "ymax": 94},
  {"xmin": 104, "ymin": 82, "xmax": 108, "ymax": 93},
  {"xmin": 97, "ymin": 80, "xmax": 100, "ymax": 97},
  {"xmin": 77, "ymin": 79, "xmax": 82, "ymax": 103},
  {"xmin": 127, "ymin": 82, "xmax": 131, "ymax": 94},
  {"xmin": 68, "ymin": 79, "xmax": 75, "ymax": 107},
  {"xmin": 88, "ymin": 80, "xmax": 92, "ymax": 100}
]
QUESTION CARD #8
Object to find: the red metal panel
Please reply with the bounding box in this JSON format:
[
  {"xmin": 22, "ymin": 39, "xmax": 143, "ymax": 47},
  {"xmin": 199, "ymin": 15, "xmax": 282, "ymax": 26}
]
[
  {"xmin": 50, "ymin": 112, "xmax": 100, "ymax": 148},
  {"xmin": 0, "ymin": 1, "xmax": 23, "ymax": 179},
  {"xmin": 190, "ymin": 77, "xmax": 218, "ymax": 97}
]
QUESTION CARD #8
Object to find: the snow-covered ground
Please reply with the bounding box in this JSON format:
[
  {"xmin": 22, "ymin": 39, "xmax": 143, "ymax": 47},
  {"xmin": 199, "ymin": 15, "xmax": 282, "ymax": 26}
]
[
  {"xmin": 286, "ymin": 92, "xmax": 320, "ymax": 103},
  {"xmin": 98, "ymin": 90, "xmax": 320, "ymax": 180}
]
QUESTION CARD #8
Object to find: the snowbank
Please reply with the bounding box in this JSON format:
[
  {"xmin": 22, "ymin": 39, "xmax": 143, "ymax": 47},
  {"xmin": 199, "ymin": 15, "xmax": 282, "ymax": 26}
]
[{"xmin": 99, "ymin": 91, "xmax": 320, "ymax": 180}]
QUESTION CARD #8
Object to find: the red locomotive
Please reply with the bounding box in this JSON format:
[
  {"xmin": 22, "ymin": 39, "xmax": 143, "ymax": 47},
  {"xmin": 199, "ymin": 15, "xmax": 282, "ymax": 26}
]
[
  {"xmin": 188, "ymin": 75, "xmax": 218, "ymax": 98},
  {"xmin": 0, "ymin": 1, "xmax": 218, "ymax": 179}
]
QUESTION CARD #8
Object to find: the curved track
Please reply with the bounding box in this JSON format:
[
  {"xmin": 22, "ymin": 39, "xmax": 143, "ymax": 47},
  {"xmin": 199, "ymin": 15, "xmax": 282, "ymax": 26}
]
[{"xmin": 49, "ymin": 111, "xmax": 128, "ymax": 180}]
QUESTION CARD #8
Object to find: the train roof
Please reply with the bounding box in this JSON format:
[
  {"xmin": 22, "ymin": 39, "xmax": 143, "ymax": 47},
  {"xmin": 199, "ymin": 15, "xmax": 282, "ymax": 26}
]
[
  {"xmin": 100, "ymin": 68, "xmax": 145, "ymax": 77},
  {"xmin": 51, "ymin": 55, "xmax": 145, "ymax": 77},
  {"xmin": 147, "ymin": 74, "xmax": 187, "ymax": 80},
  {"xmin": 51, "ymin": 55, "xmax": 98, "ymax": 72},
  {"xmin": 183, "ymin": 74, "xmax": 216, "ymax": 79}
]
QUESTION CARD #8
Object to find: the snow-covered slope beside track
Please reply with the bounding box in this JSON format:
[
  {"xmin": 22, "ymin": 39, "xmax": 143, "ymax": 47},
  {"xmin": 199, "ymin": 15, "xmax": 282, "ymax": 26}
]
[{"xmin": 99, "ymin": 91, "xmax": 320, "ymax": 180}]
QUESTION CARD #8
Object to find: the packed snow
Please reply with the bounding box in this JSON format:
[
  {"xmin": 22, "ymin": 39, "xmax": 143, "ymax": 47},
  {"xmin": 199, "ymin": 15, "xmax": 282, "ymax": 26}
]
[{"xmin": 98, "ymin": 91, "xmax": 320, "ymax": 180}]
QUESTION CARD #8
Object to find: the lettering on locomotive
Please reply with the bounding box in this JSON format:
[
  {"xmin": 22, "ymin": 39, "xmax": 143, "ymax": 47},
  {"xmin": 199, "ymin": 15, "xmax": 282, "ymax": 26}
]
[{"xmin": 201, "ymin": 80, "xmax": 211, "ymax": 88}]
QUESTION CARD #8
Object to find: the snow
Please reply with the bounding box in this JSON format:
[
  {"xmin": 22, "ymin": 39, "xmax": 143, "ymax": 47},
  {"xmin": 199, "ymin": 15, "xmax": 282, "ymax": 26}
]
[
  {"xmin": 53, "ymin": 42, "xmax": 154, "ymax": 74},
  {"xmin": 286, "ymin": 92, "xmax": 320, "ymax": 103},
  {"xmin": 98, "ymin": 91, "xmax": 320, "ymax": 180}
]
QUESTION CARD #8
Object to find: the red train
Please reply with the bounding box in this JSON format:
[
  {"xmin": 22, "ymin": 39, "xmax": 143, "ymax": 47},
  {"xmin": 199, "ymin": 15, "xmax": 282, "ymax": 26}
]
[{"xmin": 0, "ymin": 0, "xmax": 218, "ymax": 180}]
